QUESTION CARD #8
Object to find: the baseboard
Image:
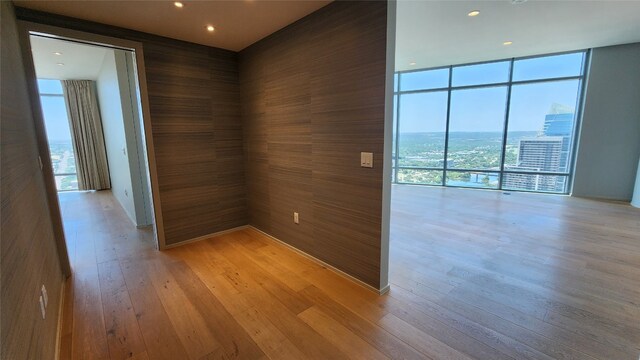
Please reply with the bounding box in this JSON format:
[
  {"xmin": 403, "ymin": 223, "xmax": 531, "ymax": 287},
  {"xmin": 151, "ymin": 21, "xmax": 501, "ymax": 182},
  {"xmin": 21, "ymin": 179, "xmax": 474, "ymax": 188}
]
[
  {"xmin": 379, "ymin": 284, "xmax": 391, "ymax": 295},
  {"xmin": 54, "ymin": 278, "xmax": 66, "ymax": 360},
  {"xmin": 163, "ymin": 225, "xmax": 250, "ymax": 249},
  {"xmin": 248, "ymin": 226, "xmax": 387, "ymax": 295}
]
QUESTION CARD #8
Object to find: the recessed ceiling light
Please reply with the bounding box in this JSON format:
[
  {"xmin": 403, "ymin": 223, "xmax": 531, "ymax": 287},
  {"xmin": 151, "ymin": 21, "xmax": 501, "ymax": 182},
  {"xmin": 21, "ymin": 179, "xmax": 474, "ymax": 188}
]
[
  {"xmin": 53, "ymin": 52, "xmax": 62, "ymax": 56},
  {"xmin": 206, "ymin": 25, "xmax": 215, "ymax": 32},
  {"xmin": 56, "ymin": 63, "xmax": 65, "ymax": 66},
  {"xmin": 503, "ymin": 41, "xmax": 513, "ymax": 46},
  {"xmin": 409, "ymin": 62, "xmax": 417, "ymax": 66},
  {"xmin": 174, "ymin": 2, "xmax": 183, "ymax": 8},
  {"xmin": 511, "ymin": 0, "xmax": 527, "ymax": 4},
  {"xmin": 468, "ymin": 10, "xmax": 480, "ymax": 17}
]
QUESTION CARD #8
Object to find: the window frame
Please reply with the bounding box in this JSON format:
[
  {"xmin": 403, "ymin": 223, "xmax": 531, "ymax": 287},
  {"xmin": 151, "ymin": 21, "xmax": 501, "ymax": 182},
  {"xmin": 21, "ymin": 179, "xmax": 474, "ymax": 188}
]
[{"xmin": 393, "ymin": 50, "xmax": 589, "ymax": 194}]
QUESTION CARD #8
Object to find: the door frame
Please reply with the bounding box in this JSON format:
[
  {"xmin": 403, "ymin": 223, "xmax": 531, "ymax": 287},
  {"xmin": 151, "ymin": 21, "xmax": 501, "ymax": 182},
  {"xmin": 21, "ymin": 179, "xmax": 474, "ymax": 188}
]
[{"xmin": 16, "ymin": 21, "xmax": 167, "ymax": 275}]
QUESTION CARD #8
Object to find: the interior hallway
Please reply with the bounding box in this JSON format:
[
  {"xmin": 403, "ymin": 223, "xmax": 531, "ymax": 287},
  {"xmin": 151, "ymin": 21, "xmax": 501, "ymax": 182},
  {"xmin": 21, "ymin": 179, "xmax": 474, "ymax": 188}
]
[{"xmin": 58, "ymin": 188, "xmax": 640, "ymax": 359}]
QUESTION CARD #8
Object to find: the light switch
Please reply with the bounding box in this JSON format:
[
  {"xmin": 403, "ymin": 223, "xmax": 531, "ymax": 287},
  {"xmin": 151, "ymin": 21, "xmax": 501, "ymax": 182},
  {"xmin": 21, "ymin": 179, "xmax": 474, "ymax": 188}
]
[{"xmin": 360, "ymin": 152, "xmax": 373, "ymax": 168}]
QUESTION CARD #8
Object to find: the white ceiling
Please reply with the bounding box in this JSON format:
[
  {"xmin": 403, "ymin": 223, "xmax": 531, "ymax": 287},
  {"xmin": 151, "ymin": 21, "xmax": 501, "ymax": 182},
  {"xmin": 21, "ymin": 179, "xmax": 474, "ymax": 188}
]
[
  {"xmin": 31, "ymin": 35, "xmax": 110, "ymax": 80},
  {"xmin": 18, "ymin": 1, "xmax": 640, "ymax": 73},
  {"xmin": 14, "ymin": 0, "xmax": 332, "ymax": 52},
  {"xmin": 396, "ymin": 0, "xmax": 640, "ymax": 71}
]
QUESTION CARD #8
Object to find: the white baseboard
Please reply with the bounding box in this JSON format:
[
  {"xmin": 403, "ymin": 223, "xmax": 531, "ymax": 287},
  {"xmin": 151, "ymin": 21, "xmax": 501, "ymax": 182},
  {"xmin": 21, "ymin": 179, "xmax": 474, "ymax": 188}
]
[
  {"xmin": 163, "ymin": 225, "xmax": 249, "ymax": 249},
  {"xmin": 249, "ymin": 226, "xmax": 388, "ymax": 295},
  {"xmin": 379, "ymin": 283, "xmax": 390, "ymax": 295}
]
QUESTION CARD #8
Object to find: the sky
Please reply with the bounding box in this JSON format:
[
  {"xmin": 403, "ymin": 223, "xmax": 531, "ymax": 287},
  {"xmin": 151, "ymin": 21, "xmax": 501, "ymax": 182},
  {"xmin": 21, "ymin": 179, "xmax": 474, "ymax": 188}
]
[
  {"xmin": 38, "ymin": 79, "xmax": 73, "ymax": 142},
  {"xmin": 396, "ymin": 52, "xmax": 583, "ymax": 133}
]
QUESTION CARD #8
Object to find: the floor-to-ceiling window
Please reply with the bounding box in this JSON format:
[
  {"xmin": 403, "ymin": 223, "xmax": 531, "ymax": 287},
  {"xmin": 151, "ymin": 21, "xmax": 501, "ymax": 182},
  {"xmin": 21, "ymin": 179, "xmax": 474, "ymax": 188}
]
[
  {"xmin": 38, "ymin": 79, "xmax": 79, "ymax": 191},
  {"xmin": 393, "ymin": 51, "xmax": 587, "ymax": 194}
]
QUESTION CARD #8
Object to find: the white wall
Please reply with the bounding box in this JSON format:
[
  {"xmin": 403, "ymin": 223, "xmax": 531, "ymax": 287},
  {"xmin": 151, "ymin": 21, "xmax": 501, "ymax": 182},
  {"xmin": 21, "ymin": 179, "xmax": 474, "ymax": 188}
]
[
  {"xmin": 97, "ymin": 49, "xmax": 137, "ymax": 222},
  {"xmin": 96, "ymin": 49, "xmax": 152, "ymax": 226},
  {"xmin": 572, "ymin": 42, "xmax": 640, "ymax": 201},
  {"xmin": 121, "ymin": 51, "xmax": 154, "ymax": 227}
]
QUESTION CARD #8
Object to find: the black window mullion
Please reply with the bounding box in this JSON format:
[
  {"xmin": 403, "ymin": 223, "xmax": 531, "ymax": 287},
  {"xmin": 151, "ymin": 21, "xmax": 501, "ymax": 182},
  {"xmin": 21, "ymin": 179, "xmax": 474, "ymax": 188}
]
[
  {"xmin": 442, "ymin": 66, "xmax": 453, "ymax": 186},
  {"xmin": 498, "ymin": 59, "xmax": 515, "ymax": 190}
]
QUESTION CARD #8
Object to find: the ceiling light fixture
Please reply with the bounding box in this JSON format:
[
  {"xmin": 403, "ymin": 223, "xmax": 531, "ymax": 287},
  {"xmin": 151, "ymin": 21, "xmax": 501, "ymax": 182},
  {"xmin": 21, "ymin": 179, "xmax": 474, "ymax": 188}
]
[
  {"xmin": 174, "ymin": 2, "xmax": 183, "ymax": 8},
  {"xmin": 468, "ymin": 10, "xmax": 480, "ymax": 17},
  {"xmin": 503, "ymin": 41, "xmax": 513, "ymax": 46},
  {"xmin": 206, "ymin": 25, "xmax": 215, "ymax": 32},
  {"xmin": 409, "ymin": 61, "xmax": 417, "ymax": 66},
  {"xmin": 53, "ymin": 52, "xmax": 62, "ymax": 56},
  {"xmin": 56, "ymin": 63, "xmax": 65, "ymax": 66}
]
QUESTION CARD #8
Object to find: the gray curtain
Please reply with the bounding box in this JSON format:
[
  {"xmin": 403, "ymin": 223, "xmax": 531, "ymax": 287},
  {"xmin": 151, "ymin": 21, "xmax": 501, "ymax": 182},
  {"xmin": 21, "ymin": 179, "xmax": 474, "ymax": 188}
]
[{"xmin": 62, "ymin": 80, "xmax": 111, "ymax": 190}]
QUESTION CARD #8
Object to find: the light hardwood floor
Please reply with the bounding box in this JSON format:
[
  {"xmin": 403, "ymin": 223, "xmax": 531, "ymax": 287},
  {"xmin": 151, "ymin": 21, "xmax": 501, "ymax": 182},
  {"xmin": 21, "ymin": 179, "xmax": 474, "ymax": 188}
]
[{"xmin": 58, "ymin": 187, "xmax": 640, "ymax": 359}]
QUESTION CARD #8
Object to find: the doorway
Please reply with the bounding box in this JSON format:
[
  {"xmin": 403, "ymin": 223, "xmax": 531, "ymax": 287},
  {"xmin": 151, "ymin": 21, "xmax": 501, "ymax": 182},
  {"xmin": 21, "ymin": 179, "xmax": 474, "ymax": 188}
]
[{"xmin": 19, "ymin": 22, "xmax": 166, "ymax": 265}]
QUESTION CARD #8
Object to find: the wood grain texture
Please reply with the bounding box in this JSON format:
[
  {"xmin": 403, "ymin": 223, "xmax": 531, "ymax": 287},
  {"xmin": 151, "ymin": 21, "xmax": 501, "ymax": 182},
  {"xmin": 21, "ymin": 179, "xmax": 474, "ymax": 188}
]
[
  {"xmin": 15, "ymin": 6, "xmax": 248, "ymax": 246},
  {"xmin": 240, "ymin": 1, "xmax": 387, "ymax": 288},
  {"xmin": 58, "ymin": 188, "xmax": 640, "ymax": 359},
  {"xmin": 0, "ymin": 3, "xmax": 65, "ymax": 359},
  {"xmin": 390, "ymin": 185, "xmax": 640, "ymax": 360}
]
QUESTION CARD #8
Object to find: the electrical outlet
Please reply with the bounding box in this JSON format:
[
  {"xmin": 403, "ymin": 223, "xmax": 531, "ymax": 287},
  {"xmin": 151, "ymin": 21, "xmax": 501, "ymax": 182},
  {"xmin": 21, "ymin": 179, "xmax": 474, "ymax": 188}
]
[
  {"xmin": 293, "ymin": 212, "xmax": 299, "ymax": 224},
  {"xmin": 41, "ymin": 285, "xmax": 48, "ymax": 308},
  {"xmin": 360, "ymin": 152, "xmax": 373, "ymax": 168},
  {"xmin": 39, "ymin": 295, "xmax": 46, "ymax": 319}
]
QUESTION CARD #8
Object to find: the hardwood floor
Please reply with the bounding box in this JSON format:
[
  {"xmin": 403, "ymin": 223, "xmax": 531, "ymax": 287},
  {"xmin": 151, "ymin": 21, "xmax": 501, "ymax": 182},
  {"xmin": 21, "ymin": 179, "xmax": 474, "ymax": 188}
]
[{"xmin": 58, "ymin": 187, "xmax": 640, "ymax": 359}]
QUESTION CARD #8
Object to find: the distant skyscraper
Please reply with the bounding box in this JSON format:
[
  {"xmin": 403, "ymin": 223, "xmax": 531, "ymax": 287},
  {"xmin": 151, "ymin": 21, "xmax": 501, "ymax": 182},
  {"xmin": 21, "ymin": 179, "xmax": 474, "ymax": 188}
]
[
  {"xmin": 504, "ymin": 104, "xmax": 574, "ymax": 192},
  {"xmin": 543, "ymin": 103, "xmax": 574, "ymax": 172}
]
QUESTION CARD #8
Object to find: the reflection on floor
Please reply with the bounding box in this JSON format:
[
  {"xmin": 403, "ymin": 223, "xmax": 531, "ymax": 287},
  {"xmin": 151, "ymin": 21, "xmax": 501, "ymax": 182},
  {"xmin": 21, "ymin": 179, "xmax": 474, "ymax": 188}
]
[
  {"xmin": 390, "ymin": 185, "xmax": 640, "ymax": 360},
  {"xmin": 58, "ymin": 187, "xmax": 640, "ymax": 359}
]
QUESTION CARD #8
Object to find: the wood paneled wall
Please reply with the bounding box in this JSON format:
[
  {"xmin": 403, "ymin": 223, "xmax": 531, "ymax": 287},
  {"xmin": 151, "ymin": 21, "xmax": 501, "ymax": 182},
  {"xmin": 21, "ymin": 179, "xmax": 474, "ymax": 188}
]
[
  {"xmin": 1, "ymin": 3, "xmax": 65, "ymax": 358},
  {"xmin": 240, "ymin": 1, "xmax": 388, "ymax": 288},
  {"xmin": 15, "ymin": 8, "xmax": 248, "ymax": 246},
  {"xmin": 15, "ymin": 2, "xmax": 389, "ymax": 287},
  {"xmin": 144, "ymin": 42, "xmax": 246, "ymax": 245}
]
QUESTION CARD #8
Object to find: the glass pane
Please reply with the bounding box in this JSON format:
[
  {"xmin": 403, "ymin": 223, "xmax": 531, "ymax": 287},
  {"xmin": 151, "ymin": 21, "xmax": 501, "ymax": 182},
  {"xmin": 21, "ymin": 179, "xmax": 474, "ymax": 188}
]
[
  {"xmin": 40, "ymin": 95, "xmax": 78, "ymax": 192},
  {"xmin": 55, "ymin": 174, "xmax": 79, "ymax": 191},
  {"xmin": 48, "ymin": 141, "xmax": 77, "ymax": 175},
  {"xmin": 452, "ymin": 61, "xmax": 510, "ymax": 87},
  {"xmin": 398, "ymin": 92, "xmax": 448, "ymax": 167},
  {"xmin": 37, "ymin": 79, "xmax": 63, "ymax": 94},
  {"xmin": 400, "ymin": 68, "xmax": 449, "ymax": 91},
  {"xmin": 397, "ymin": 169, "xmax": 443, "ymax": 185},
  {"xmin": 505, "ymin": 80, "xmax": 580, "ymax": 174},
  {"xmin": 513, "ymin": 52, "xmax": 584, "ymax": 81},
  {"xmin": 392, "ymin": 94, "xmax": 397, "ymax": 176},
  {"xmin": 447, "ymin": 86, "xmax": 507, "ymax": 170},
  {"xmin": 503, "ymin": 173, "xmax": 568, "ymax": 193},
  {"xmin": 446, "ymin": 171, "xmax": 500, "ymax": 189}
]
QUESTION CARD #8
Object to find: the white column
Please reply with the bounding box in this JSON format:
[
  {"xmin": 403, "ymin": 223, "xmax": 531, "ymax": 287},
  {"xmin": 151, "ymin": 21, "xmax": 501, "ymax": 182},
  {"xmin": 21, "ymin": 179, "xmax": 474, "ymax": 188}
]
[{"xmin": 632, "ymin": 156, "xmax": 640, "ymax": 208}]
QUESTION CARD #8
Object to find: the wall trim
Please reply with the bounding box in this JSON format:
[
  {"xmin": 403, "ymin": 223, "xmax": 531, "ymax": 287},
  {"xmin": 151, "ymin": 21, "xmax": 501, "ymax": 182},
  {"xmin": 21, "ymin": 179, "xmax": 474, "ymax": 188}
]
[
  {"xmin": 379, "ymin": 0, "xmax": 396, "ymax": 293},
  {"xmin": 249, "ymin": 226, "xmax": 388, "ymax": 295},
  {"xmin": 379, "ymin": 284, "xmax": 391, "ymax": 295},
  {"xmin": 163, "ymin": 225, "xmax": 250, "ymax": 249}
]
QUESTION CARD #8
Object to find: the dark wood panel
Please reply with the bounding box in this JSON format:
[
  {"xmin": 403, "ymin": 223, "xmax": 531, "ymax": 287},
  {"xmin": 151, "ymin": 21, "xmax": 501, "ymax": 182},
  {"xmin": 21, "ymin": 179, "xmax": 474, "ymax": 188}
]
[
  {"xmin": 15, "ymin": 7, "xmax": 248, "ymax": 247},
  {"xmin": 239, "ymin": 1, "xmax": 388, "ymax": 288},
  {"xmin": 1, "ymin": 3, "xmax": 65, "ymax": 359}
]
